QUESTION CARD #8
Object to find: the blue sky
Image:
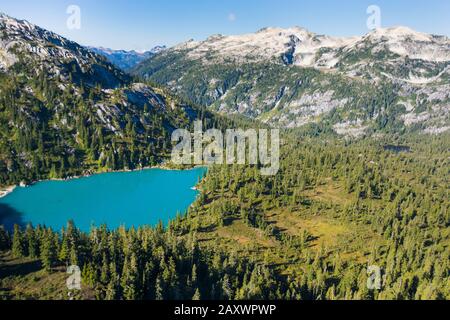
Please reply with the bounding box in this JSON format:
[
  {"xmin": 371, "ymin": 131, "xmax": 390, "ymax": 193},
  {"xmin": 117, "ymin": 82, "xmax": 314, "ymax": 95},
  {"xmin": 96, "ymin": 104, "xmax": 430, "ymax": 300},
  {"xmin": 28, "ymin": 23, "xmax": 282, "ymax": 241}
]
[{"xmin": 1, "ymin": 0, "xmax": 449, "ymax": 51}]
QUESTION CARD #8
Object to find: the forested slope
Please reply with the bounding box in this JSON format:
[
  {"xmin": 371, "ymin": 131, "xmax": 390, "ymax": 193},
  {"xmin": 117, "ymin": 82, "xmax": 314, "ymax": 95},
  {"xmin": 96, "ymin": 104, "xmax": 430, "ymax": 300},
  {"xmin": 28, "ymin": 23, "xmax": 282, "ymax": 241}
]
[{"xmin": 1, "ymin": 132, "xmax": 448, "ymax": 300}]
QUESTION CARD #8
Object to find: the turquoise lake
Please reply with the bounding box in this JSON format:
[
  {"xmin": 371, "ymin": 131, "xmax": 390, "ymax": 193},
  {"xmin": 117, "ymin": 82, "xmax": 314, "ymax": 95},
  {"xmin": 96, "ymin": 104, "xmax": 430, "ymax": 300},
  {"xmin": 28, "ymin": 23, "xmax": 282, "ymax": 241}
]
[{"xmin": 0, "ymin": 168, "xmax": 206, "ymax": 232}]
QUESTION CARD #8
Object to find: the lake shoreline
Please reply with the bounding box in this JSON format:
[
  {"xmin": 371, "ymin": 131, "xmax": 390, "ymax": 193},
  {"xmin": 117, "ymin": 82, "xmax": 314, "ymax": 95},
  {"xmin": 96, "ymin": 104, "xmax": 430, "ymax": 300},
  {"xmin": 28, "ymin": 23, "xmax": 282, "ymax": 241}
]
[
  {"xmin": 0, "ymin": 163, "xmax": 208, "ymax": 198},
  {"xmin": 0, "ymin": 165, "xmax": 207, "ymax": 232},
  {"xmin": 0, "ymin": 186, "xmax": 16, "ymax": 199}
]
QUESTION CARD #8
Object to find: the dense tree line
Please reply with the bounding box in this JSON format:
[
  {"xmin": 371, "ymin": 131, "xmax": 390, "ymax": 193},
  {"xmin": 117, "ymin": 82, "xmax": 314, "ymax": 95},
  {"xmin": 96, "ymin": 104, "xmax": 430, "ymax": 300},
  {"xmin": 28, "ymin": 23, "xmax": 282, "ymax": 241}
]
[
  {"xmin": 179, "ymin": 132, "xmax": 449, "ymax": 300},
  {"xmin": 3, "ymin": 221, "xmax": 287, "ymax": 300}
]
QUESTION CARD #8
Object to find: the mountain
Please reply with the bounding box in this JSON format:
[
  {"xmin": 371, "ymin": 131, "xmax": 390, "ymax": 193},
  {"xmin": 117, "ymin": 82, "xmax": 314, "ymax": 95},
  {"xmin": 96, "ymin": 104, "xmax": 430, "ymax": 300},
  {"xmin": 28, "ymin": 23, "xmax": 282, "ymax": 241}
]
[
  {"xmin": 134, "ymin": 26, "xmax": 450, "ymax": 136},
  {"xmin": 0, "ymin": 13, "xmax": 213, "ymax": 186},
  {"xmin": 89, "ymin": 46, "xmax": 166, "ymax": 71},
  {"xmin": 0, "ymin": 13, "xmax": 129, "ymax": 88}
]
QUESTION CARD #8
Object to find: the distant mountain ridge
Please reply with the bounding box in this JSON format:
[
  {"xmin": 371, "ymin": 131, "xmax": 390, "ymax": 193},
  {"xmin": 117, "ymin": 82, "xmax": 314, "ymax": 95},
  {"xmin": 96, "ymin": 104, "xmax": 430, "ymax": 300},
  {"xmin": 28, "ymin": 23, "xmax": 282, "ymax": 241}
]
[
  {"xmin": 89, "ymin": 46, "xmax": 166, "ymax": 71},
  {"xmin": 134, "ymin": 26, "xmax": 450, "ymax": 136},
  {"xmin": 168, "ymin": 26, "xmax": 450, "ymax": 68}
]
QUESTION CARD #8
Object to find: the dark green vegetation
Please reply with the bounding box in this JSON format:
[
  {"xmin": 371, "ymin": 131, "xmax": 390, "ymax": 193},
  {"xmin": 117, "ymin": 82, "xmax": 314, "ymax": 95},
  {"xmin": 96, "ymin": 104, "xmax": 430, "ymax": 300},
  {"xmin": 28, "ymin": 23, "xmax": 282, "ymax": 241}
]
[
  {"xmin": 1, "ymin": 222, "xmax": 281, "ymax": 300},
  {"xmin": 0, "ymin": 15, "xmax": 449, "ymax": 300},
  {"xmin": 1, "ymin": 132, "xmax": 449, "ymax": 300}
]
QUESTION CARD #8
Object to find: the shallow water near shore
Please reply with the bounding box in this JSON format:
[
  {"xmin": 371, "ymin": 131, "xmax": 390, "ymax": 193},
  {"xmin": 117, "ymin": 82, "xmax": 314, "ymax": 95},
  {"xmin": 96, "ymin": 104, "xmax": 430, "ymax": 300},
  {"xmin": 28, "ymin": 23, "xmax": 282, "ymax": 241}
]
[{"xmin": 0, "ymin": 168, "xmax": 206, "ymax": 232}]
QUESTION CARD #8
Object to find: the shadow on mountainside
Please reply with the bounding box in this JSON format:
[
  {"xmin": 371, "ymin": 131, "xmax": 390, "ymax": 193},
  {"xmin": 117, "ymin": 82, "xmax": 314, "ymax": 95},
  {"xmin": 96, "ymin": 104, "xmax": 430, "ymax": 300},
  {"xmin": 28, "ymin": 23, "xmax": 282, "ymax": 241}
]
[{"xmin": 0, "ymin": 252, "xmax": 42, "ymax": 278}]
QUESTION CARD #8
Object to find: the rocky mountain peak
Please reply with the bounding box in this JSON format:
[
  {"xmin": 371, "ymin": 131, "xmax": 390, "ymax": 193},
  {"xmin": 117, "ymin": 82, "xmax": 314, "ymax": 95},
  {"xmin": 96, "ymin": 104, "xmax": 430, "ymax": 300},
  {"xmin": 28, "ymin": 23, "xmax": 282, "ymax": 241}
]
[
  {"xmin": 0, "ymin": 13, "xmax": 128, "ymax": 88},
  {"xmin": 134, "ymin": 25, "xmax": 450, "ymax": 135}
]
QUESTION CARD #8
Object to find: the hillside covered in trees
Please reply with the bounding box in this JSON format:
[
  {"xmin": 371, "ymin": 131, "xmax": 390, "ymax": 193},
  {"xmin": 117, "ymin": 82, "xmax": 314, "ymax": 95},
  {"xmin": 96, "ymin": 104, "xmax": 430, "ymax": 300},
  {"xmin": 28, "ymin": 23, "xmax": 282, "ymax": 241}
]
[
  {"xmin": 1, "ymin": 132, "xmax": 448, "ymax": 300},
  {"xmin": 0, "ymin": 13, "xmax": 234, "ymax": 187}
]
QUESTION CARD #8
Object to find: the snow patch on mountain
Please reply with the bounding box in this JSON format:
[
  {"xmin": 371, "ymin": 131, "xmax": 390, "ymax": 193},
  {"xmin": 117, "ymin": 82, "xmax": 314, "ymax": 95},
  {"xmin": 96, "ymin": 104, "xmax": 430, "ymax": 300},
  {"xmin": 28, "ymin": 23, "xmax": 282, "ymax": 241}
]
[
  {"xmin": 365, "ymin": 27, "xmax": 450, "ymax": 63},
  {"xmin": 172, "ymin": 25, "xmax": 450, "ymax": 72},
  {"xmin": 176, "ymin": 27, "xmax": 359, "ymax": 68}
]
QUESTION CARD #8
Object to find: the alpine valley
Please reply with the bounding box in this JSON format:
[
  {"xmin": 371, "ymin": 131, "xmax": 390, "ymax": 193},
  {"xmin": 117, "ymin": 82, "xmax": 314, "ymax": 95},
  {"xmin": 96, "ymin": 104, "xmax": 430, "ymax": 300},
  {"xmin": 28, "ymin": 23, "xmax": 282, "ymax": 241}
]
[
  {"xmin": 0, "ymin": 12, "xmax": 449, "ymax": 301},
  {"xmin": 88, "ymin": 46, "xmax": 166, "ymax": 71}
]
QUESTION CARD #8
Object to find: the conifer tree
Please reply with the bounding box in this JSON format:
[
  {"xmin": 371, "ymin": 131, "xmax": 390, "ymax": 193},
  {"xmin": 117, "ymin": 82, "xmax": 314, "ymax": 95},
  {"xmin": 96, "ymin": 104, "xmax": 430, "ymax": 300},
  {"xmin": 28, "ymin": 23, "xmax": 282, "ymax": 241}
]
[
  {"xmin": 12, "ymin": 224, "xmax": 25, "ymax": 258},
  {"xmin": 192, "ymin": 288, "xmax": 201, "ymax": 300},
  {"xmin": 40, "ymin": 229, "xmax": 57, "ymax": 272},
  {"xmin": 0, "ymin": 226, "xmax": 10, "ymax": 251},
  {"xmin": 25, "ymin": 224, "xmax": 39, "ymax": 258}
]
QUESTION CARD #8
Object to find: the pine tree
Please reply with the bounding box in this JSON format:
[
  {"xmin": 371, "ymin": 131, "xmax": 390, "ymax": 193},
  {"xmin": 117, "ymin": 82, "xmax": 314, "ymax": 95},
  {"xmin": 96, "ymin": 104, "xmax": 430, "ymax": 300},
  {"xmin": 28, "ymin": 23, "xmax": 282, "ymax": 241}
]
[
  {"xmin": 70, "ymin": 245, "xmax": 79, "ymax": 266},
  {"xmin": 59, "ymin": 233, "xmax": 69, "ymax": 265},
  {"xmin": 155, "ymin": 275, "xmax": 164, "ymax": 300},
  {"xmin": 12, "ymin": 224, "xmax": 25, "ymax": 258},
  {"xmin": 40, "ymin": 229, "xmax": 57, "ymax": 272},
  {"xmin": 192, "ymin": 288, "xmax": 201, "ymax": 300},
  {"xmin": 82, "ymin": 263, "xmax": 97, "ymax": 287},
  {"xmin": 0, "ymin": 226, "xmax": 10, "ymax": 251},
  {"xmin": 121, "ymin": 254, "xmax": 141, "ymax": 300},
  {"xmin": 222, "ymin": 274, "xmax": 233, "ymax": 300},
  {"xmin": 25, "ymin": 224, "xmax": 39, "ymax": 258},
  {"xmin": 105, "ymin": 262, "xmax": 119, "ymax": 300},
  {"xmin": 105, "ymin": 279, "xmax": 118, "ymax": 300},
  {"xmin": 100, "ymin": 253, "xmax": 110, "ymax": 284},
  {"xmin": 191, "ymin": 264, "xmax": 198, "ymax": 289}
]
